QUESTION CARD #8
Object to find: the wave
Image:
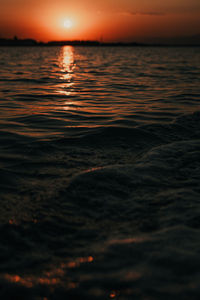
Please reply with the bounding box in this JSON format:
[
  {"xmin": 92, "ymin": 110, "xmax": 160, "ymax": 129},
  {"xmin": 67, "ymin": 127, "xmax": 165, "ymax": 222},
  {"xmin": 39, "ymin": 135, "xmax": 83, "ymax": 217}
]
[
  {"xmin": 0, "ymin": 45, "xmax": 200, "ymax": 298},
  {"xmin": 0, "ymin": 111, "xmax": 199, "ymax": 299}
]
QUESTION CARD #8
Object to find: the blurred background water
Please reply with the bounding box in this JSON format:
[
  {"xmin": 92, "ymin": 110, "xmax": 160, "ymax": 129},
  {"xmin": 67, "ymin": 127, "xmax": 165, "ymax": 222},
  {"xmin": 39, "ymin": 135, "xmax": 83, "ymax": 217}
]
[{"xmin": 0, "ymin": 46, "xmax": 200, "ymax": 299}]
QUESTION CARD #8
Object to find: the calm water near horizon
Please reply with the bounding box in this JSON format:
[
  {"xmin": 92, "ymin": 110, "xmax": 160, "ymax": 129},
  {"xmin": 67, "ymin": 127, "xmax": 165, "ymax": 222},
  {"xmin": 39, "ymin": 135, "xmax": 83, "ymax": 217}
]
[{"xmin": 0, "ymin": 46, "xmax": 200, "ymax": 299}]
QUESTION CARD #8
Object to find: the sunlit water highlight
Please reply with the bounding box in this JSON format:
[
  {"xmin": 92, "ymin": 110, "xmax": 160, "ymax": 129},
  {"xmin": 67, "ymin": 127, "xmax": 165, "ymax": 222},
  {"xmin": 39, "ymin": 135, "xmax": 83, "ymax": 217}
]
[{"xmin": 0, "ymin": 46, "xmax": 200, "ymax": 299}]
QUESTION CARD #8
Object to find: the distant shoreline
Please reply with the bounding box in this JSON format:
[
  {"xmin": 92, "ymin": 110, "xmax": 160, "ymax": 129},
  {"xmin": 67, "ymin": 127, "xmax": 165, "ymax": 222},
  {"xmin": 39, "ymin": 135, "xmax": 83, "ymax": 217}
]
[{"xmin": 0, "ymin": 38, "xmax": 200, "ymax": 47}]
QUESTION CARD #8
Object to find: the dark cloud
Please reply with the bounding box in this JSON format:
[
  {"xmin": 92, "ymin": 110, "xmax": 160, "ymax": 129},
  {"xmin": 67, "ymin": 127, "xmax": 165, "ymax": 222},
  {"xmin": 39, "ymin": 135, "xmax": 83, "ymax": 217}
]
[{"xmin": 120, "ymin": 11, "xmax": 166, "ymax": 17}]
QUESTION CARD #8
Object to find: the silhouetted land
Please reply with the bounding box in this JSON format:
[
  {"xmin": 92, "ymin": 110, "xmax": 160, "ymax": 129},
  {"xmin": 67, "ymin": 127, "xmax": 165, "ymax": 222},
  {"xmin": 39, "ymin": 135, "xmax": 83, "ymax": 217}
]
[
  {"xmin": 0, "ymin": 36, "xmax": 200, "ymax": 47},
  {"xmin": 0, "ymin": 37, "xmax": 146, "ymax": 47}
]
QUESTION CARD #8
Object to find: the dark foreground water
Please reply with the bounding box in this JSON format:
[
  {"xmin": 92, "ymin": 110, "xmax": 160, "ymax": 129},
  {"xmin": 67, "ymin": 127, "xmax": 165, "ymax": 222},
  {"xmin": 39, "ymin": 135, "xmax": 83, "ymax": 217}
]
[{"xmin": 0, "ymin": 46, "xmax": 200, "ymax": 299}]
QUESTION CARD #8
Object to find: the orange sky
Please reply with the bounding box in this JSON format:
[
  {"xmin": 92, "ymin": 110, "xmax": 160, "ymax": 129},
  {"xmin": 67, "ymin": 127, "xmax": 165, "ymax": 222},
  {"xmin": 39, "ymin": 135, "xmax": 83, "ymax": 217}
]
[{"xmin": 0, "ymin": 0, "xmax": 200, "ymax": 42}]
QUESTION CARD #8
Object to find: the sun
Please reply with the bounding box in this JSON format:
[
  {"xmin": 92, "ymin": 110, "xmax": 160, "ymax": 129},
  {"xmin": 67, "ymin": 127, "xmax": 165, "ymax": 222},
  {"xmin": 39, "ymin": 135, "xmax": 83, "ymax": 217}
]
[{"xmin": 64, "ymin": 19, "xmax": 73, "ymax": 29}]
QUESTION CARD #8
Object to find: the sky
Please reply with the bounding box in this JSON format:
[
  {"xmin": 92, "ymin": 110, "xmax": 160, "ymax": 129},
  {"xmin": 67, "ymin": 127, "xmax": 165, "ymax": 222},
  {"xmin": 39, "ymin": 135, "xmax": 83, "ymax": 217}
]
[{"xmin": 0, "ymin": 0, "xmax": 200, "ymax": 42}]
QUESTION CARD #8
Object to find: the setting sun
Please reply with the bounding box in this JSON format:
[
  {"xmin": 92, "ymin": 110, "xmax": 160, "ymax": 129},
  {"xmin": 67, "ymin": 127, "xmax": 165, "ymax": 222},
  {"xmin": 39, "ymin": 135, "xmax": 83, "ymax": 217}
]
[
  {"xmin": 0, "ymin": 0, "xmax": 200, "ymax": 42},
  {"xmin": 64, "ymin": 19, "xmax": 73, "ymax": 29}
]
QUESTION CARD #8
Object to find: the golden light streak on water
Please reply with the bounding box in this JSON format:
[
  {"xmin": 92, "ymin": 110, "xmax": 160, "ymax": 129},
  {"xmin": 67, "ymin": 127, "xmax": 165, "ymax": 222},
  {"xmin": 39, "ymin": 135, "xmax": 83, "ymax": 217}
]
[
  {"xmin": 56, "ymin": 46, "xmax": 75, "ymax": 98},
  {"xmin": 2, "ymin": 256, "xmax": 94, "ymax": 290}
]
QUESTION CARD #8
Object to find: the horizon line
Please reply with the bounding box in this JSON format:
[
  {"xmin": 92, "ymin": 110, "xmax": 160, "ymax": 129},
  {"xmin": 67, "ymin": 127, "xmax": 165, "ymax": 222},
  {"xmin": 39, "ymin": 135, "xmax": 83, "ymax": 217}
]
[{"xmin": 0, "ymin": 35, "xmax": 200, "ymax": 47}]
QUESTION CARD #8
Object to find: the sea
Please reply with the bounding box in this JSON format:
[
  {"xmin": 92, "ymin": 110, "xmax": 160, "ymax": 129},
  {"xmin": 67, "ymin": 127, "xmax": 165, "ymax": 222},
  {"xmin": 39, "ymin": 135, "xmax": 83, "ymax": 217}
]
[{"xmin": 0, "ymin": 46, "xmax": 200, "ymax": 299}]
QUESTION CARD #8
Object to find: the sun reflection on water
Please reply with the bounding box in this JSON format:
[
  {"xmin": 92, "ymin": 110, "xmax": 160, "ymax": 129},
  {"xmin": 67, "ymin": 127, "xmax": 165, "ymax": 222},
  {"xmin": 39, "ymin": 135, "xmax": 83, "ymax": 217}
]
[
  {"xmin": 60, "ymin": 46, "xmax": 75, "ymax": 78},
  {"xmin": 56, "ymin": 46, "xmax": 75, "ymax": 96},
  {"xmin": 2, "ymin": 256, "xmax": 94, "ymax": 292}
]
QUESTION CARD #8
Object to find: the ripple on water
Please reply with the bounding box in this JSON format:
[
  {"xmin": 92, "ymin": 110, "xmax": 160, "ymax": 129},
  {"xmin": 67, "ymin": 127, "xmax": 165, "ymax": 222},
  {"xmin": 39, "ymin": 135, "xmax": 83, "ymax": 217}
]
[{"xmin": 0, "ymin": 46, "xmax": 200, "ymax": 299}]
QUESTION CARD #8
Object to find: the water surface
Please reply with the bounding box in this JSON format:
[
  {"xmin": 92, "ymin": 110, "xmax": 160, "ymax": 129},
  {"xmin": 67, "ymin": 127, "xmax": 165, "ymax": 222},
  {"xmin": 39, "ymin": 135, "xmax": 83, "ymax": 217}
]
[{"xmin": 0, "ymin": 46, "xmax": 200, "ymax": 299}]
